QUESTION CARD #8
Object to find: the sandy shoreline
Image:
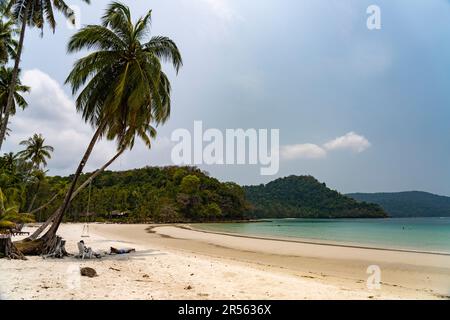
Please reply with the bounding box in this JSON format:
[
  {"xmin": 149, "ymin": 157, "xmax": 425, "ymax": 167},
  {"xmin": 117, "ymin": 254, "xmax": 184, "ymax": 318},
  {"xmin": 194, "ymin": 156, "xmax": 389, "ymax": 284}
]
[{"xmin": 0, "ymin": 223, "xmax": 449, "ymax": 300}]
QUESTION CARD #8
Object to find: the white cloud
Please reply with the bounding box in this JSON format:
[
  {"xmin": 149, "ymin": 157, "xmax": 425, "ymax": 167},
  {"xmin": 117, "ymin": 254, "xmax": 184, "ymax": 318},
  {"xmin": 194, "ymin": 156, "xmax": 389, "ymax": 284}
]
[
  {"xmin": 324, "ymin": 132, "xmax": 371, "ymax": 153},
  {"xmin": 4, "ymin": 69, "xmax": 172, "ymax": 176},
  {"xmin": 281, "ymin": 143, "xmax": 327, "ymax": 160},
  {"xmin": 281, "ymin": 132, "xmax": 371, "ymax": 161}
]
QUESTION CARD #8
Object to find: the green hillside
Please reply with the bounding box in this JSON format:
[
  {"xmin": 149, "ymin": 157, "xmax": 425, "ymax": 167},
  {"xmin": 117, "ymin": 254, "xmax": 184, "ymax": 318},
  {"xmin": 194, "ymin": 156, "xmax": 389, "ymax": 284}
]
[
  {"xmin": 347, "ymin": 191, "xmax": 450, "ymax": 217},
  {"xmin": 244, "ymin": 176, "xmax": 387, "ymax": 218},
  {"xmin": 31, "ymin": 166, "xmax": 250, "ymax": 223}
]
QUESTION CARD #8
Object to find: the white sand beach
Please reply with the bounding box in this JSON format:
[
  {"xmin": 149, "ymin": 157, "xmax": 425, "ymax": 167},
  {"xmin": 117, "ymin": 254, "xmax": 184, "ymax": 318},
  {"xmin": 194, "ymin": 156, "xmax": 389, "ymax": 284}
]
[{"xmin": 0, "ymin": 223, "xmax": 449, "ymax": 300}]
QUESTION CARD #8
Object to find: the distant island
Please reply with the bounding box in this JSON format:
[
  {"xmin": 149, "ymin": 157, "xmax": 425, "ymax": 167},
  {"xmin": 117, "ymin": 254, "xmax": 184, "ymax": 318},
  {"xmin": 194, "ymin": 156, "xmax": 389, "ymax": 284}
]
[
  {"xmin": 347, "ymin": 191, "xmax": 450, "ymax": 217},
  {"xmin": 28, "ymin": 169, "xmax": 389, "ymax": 223},
  {"xmin": 244, "ymin": 176, "xmax": 387, "ymax": 219}
]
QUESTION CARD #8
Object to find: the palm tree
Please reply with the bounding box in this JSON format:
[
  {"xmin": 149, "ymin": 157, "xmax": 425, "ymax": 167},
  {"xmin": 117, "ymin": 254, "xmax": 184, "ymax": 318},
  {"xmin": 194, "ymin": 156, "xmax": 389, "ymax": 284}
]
[
  {"xmin": 0, "ymin": 186, "xmax": 33, "ymax": 259},
  {"xmin": 17, "ymin": 133, "xmax": 53, "ymax": 169},
  {"xmin": 0, "ymin": 3, "xmax": 17, "ymax": 64},
  {"xmin": 25, "ymin": 168, "xmax": 46, "ymax": 213},
  {"xmin": 36, "ymin": 2, "xmax": 181, "ymax": 253},
  {"xmin": 0, "ymin": 66, "xmax": 29, "ymax": 130},
  {"xmin": 16, "ymin": 134, "xmax": 53, "ymax": 212},
  {"xmin": 1, "ymin": 151, "xmax": 18, "ymax": 172},
  {"xmin": 27, "ymin": 123, "xmax": 158, "ymax": 240},
  {"xmin": 0, "ymin": 187, "xmax": 33, "ymax": 233},
  {"xmin": 0, "ymin": 0, "xmax": 90, "ymax": 149}
]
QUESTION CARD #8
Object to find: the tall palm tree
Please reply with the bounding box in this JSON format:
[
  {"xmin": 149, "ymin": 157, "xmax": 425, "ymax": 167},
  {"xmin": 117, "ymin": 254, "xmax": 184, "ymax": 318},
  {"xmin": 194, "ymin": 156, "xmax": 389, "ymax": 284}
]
[
  {"xmin": 1, "ymin": 151, "xmax": 18, "ymax": 172},
  {"xmin": 37, "ymin": 2, "xmax": 181, "ymax": 253},
  {"xmin": 0, "ymin": 66, "xmax": 29, "ymax": 129},
  {"xmin": 0, "ymin": 0, "xmax": 90, "ymax": 149},
  {"xmin": 0, "ymin": 3, "xmax": 17, "ymax": 64},
  {"xmin": 17, "ymin": 133, "xmax": 53, "ymax": 169},
  {"xmin": 18, "ymin": 133, "xmax": 54, "ymax": 212},
  {"xmin": 17, "ymin": 134, "xmax": 53, "ymax": 213}
]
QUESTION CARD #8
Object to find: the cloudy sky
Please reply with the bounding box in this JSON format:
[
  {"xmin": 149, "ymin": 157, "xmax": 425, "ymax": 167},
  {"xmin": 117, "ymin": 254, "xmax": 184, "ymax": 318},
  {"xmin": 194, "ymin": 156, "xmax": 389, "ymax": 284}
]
[{"xmin": 3, "ymin": 0, "xmax": 450, "ymax": 195}]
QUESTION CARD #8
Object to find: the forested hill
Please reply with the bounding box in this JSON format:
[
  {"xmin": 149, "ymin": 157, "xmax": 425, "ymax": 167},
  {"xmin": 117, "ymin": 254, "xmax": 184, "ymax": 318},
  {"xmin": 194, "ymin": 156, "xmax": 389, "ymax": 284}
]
[
  {"xmin": 244, "ymin": 176, "xmax": 387, "ymax": 218},
  {"xmin": 347, "ymin": 191, "xmax": 450, "ymax": 217},
  {"xmin": 37, "ymin": 166, "xmax": 250, "ymax": 223}
]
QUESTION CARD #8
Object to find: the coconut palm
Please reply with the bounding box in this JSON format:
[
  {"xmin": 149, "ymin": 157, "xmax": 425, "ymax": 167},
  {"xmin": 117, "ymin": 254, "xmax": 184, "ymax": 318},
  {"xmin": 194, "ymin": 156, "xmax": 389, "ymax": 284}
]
[
  {"xmin": 0, "ymin": 66, "xmax": 29, "ymax": 126},
  {"xmin": 17, "ymin": 133, "xmax": 53, "ymax": 170},
  {"xmin": 0, "ymin": 4, "xmax": 17, "ymax": 64},
  {"xmin": 27, "ymin": 123, "xmax": 158, "ymax": 240},
  {"xmin": 0, "ymin": 151, "xmax": 18, "ymax": 171},
  {"xmin": 35, "ymin": 2, "xmax": 181, "ymax": 253},
  {"xmin": 0, "ymin": 187, "xmax": 33, "ymax": 234},
  {"xmin": 16, "ymin": 134, "xmax": 53, "ymax": 213},
  {"xmin": 0, "ymin": 0, "xmax": 90, "ymax": 149}
]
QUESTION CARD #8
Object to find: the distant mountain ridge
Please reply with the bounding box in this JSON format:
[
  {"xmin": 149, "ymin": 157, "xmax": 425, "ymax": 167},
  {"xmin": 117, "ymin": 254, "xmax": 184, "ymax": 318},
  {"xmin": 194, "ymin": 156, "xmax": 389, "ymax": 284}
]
[
  {"xmin": 347, "ymin": 191, "xmax": 450, "ymax": 217},
  {"xmin": 244, "ymin": 175, "xmax": 387, "ymax": 218}
]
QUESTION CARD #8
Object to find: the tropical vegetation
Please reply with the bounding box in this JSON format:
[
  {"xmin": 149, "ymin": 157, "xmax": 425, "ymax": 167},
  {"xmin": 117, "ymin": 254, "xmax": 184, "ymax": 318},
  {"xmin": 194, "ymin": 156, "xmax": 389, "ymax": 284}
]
[
  {"xmin": 244, "ymin": 175, "xmax": 388, "ymax": 218},
  {"xmin": 18, "ymin": 166, "xmax": 250, "ymax": 224},
  {"xmin": 0, "ymin": 66, "xmax": 29, "ymax": 129},
  {"xmin": 0, "ymin": 0, "xmax": 90, "ymax": 149},
  {"xmin": 348, "ymin": 191, "xmax": 450, "ymax": 217}
]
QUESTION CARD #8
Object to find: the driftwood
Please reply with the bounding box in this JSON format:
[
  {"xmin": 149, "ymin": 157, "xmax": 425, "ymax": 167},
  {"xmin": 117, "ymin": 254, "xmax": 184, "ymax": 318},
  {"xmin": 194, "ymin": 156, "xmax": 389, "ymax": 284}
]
[
  {"xmin": 14, "ymin": 237, "xmax": 44, "ymax": 256},
  {"xmin": 0, "ymin": 235, "xmax": 26, "ymax": 260},
  {"xmin": 15, "ymin": 236, "xmax": 70, "ymax": 258},
  {"xmin": 42, "ymin": 236, "xmax": 70, "ymax": 259}
]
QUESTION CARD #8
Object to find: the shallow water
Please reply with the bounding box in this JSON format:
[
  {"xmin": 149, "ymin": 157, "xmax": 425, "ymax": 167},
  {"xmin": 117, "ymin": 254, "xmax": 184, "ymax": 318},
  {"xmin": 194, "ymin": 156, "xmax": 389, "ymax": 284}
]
[{"xmin": 196, "ymin": 218, "xmax": 450, "ymax": 253}]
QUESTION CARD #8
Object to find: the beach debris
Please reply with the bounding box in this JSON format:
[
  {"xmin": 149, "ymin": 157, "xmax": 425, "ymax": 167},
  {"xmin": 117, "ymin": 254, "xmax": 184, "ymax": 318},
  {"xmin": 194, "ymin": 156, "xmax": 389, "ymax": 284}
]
[
  {"xmin": 42, "ymin": 237, "xmax": 70, "ymax": 259},
  {"xmin": 109, "ymin": 267, "xmax": 121, "ymax": 272},
  {"xmin": 80, "ymin": 267, "xmax": 98, "ymax": 278},
  {"xmin": 184, "ymin": 285, "xmax": 193, "ymax": 290},
  {"xmin": 143, "ymin": 274, "xmax": 150, "ymax": 278}
]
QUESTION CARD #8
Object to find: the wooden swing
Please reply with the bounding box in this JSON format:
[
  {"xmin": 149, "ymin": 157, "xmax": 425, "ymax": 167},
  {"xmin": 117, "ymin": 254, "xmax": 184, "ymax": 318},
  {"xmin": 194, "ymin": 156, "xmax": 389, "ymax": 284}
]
[{"xmin": 81, "ymin": 180, "xmax": 93, "ymax": 238}]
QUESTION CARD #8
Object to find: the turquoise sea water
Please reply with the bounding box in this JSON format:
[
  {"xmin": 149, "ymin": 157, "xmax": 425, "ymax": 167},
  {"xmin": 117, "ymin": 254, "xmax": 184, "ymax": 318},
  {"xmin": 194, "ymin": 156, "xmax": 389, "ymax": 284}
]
[{"xmin": 195, "ymin": 218, "xmax": 450, "ymax": 254}]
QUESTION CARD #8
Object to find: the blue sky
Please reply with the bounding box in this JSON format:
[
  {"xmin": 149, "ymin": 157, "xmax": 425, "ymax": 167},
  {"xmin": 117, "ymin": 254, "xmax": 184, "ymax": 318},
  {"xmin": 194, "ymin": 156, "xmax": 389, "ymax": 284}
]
[{"xmin": 3, "ymin": 0, "xmax": 450, "ymax": 195}]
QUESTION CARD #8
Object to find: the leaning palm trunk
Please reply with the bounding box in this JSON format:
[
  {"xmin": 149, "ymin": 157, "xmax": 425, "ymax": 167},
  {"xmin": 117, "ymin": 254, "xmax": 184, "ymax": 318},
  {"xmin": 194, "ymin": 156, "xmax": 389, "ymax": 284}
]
[
  {"xmin": 0, "ymin": 3, "xmax": 29, "ymax": 150},
  {"xmin": 15, "ymin": 125, "xmax": 104, "ymax": 255},
  {"xmin": 25, "ymin": 147, "xmax": 125, "ymax": 241},
  {"xmin": 27, "ymin": 180, "xmax": 41, "ymax": 213},
  {"xmin": 29, "ymin": 192, "xmax": 60, "ymax": 216},
  {"xmin": 25, "ymin": 193, "xmax": 62, "ymax": 241},
  {"xmin": 39, "ymin": 125, "xmax": 105, "ymax": 254}
]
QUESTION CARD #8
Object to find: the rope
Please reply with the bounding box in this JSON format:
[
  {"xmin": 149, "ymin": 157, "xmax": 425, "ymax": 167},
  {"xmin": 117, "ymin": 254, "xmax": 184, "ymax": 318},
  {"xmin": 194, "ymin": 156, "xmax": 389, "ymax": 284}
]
[{"xmin": 81, "ymin": 180, "xmax": 93, "ymax": 238}]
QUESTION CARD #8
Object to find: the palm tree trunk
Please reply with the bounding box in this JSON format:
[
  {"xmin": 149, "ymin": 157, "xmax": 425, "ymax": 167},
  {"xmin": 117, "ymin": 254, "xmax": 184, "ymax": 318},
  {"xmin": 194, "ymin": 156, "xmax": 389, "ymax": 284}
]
[
  {"xmin": 0, "ymin": 4, "xmax": 29, "ymax": 150},
  {"xmin": 30, "ymin": 193, "xmax": 60, "ymax": 215},
  {"xmin": 30, "ymin": 191, "xmax": 60, "ymax": 215},
  {"xmin": 39, "ymin": 125, "xmax": 104, "ymax": 253},
  {"xmin": 26, "ymin": 147, "xmax": 125, "ymax": 241},
  {"xmin": 27, "ymin": 180, "xmax": 41, "ymax": 213}
]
